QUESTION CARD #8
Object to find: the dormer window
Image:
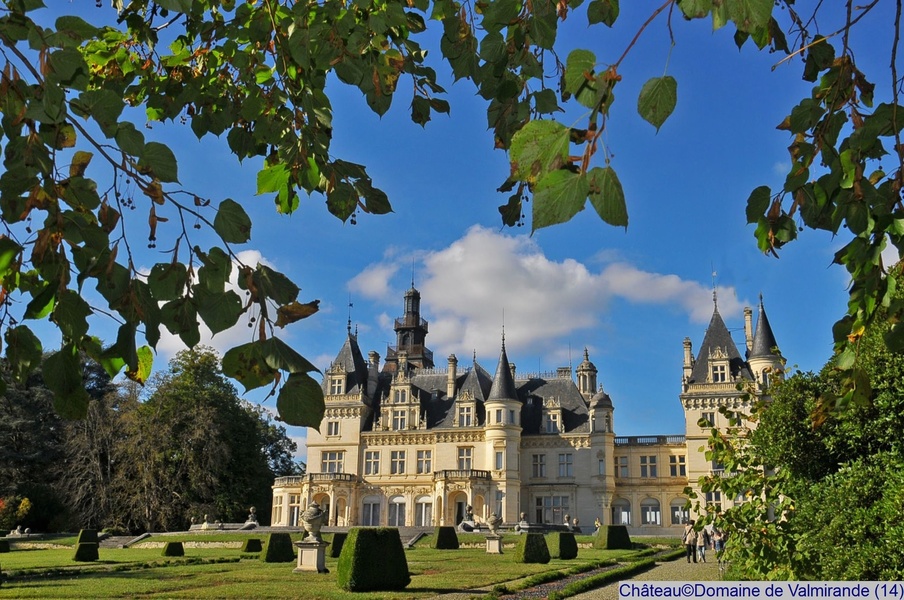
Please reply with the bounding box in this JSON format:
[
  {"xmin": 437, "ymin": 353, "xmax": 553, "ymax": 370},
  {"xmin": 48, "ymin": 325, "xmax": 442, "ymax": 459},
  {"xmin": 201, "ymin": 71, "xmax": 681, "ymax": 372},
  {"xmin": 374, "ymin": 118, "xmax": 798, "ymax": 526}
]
[
  {"xmin": 545, "ymin": 412, "xmax": 560, "ymax": 433},
  {"xmin": 711, "ymin": 364, "xmax": 727, "ymax": 382},
  {"xmin": 329, "ymin": 376, "xmax": 344, "ymax": 395},
  {"xmin": 458, "ymin": 406, "xmax": 473, "ymax": 427},
  {"xmin": 392, "ymin": 409, "xmax": 407, "ymax": 430},
  {"xmin": 543, "ymin": 398, "xmax": 562, "ymax": 433}
]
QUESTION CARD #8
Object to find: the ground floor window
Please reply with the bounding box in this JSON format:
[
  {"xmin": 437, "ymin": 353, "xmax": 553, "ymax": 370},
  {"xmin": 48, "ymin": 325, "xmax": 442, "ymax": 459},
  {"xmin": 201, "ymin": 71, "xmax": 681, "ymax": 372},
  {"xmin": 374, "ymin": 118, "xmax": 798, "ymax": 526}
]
[
  {"xmin": 415, "ymin": 497, "xmax": 432, "ymax": 527},
  {"xmin": 362, "ymin": 496, "xmax": 380, "ymax": 526},
  {"xmin": 611, "ymin": 499, "xmax": 631, "ymax": 525},
  {"xmin": 288, "ymin": 494, "xmax": 302, "ymax": 527},
  {"xmin": 272, "ymin": 495, "xmax": 283, "ymax": 525},
  {"xmin": 535, "ymin": 495, "xmax": 569, "ymax": 524},
  {"xmin": 388, "ymin": 496, "xmax": 406, "ymax": 527},
  {"xmin": 670, "ymin": 500, "xmax": 689, "ymax": 525},
  {"xmin": 640, "ymin": 499, "xmax": 661, "ymax": 525}
]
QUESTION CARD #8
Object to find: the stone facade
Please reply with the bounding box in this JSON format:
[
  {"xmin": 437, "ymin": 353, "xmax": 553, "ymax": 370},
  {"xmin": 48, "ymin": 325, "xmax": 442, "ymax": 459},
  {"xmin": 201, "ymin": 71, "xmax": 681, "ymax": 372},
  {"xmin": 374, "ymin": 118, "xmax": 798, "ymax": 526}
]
[{"xmin": 271, "ymin": 288, "xmax": 782, "ymax": 536}]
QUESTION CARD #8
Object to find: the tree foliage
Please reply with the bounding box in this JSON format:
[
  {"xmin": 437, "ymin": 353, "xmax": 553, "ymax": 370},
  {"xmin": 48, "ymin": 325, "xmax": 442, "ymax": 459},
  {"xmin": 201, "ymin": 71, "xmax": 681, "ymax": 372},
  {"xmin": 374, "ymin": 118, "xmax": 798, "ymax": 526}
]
[{"xmin": 0, "ymin": 1, "xmax": 899, "ymax": 420}]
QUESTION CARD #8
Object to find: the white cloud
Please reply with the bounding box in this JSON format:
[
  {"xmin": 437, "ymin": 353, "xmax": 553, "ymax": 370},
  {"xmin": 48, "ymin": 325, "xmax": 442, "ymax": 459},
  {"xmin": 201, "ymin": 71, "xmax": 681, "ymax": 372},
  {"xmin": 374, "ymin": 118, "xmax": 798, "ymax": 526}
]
[
  {"xmin": 347, "ymin": 262, "xmax": 400, "ymax": 302},
  {"xmin": 353, "ymin": 226, "xmax": 746, "ymax": 364}
]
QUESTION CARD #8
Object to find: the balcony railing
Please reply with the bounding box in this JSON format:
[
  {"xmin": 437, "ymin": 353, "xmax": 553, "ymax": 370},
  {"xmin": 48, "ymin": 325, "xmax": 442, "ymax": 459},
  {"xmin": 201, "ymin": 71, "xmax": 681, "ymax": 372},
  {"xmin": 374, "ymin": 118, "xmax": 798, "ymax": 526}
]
[
  {"xmin": 394, "ymin": 316, "xmax": 429, "ymax": 330},
  {"xmin": 433, "ymin": 469, "xmax": 492, "ymax": 481},
  {"xmin": 614, "ymin": 435, "xmax": 686, "ymax": 446},
  {"xmin": 273, "ymin": 473, "xmax": 358, "ymax": 487}
]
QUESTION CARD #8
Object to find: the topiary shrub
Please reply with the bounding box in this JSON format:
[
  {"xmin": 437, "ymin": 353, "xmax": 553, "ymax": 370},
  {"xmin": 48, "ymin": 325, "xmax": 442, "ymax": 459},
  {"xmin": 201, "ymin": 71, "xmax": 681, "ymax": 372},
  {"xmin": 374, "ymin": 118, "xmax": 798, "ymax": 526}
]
[
  {"xmin": 73, "ymin": 542, "xmax": 99, "ymax": 562},
  {"xmin": 327, "ymin": 532, "xmax": 347, "ymax": 558},
  {"xmin": 240, "ymin": 538, "xmax": 262, "ymax": 553},
  {"xmin": 431, "ymin": 526, "xmax": 460, "ymax": 549},
  {"xmin": 594, "ymin": 525, "xmax": 632, "ymax": 550},
  {"xmin": 76, "ymin": 529, "xmax": 98, "ymax": 544},
  {"xmin": 548, "ymin": 532, "xmax": 578, "ymax": 559},
  {"xmin": 161, "ymin": 541, "xmax": 185, "ymax": 557},
  {"xmin": 0, "ymin": 540, "xmax": 9, "ymax": 553},
  {"xmin": 513, "ymin": 533, "xmax": 550, "ymax": 564},
  {"xmin": 336, "ymin": 527, "xmax": 410, "ymax": 592},
  {"xmin": 260, "ymin": 532, "xmax": 295, "ymax": 563}
]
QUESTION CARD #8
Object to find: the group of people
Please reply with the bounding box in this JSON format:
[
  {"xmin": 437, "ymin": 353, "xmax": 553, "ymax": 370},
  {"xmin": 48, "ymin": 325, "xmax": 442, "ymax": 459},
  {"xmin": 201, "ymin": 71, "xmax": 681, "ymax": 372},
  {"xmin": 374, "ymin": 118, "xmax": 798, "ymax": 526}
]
[{"xmin": 682, "ymin": 521, "xmax": 724, "ymax": 564}]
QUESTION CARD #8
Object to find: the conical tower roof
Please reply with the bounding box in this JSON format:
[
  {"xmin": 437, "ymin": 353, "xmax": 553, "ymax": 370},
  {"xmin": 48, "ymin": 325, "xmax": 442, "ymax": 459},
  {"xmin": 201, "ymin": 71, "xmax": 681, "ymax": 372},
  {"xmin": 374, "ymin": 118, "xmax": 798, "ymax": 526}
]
[
  {"xmin": 749, "ymin": 296, "xmax": 780, "ymax": 359},
  {"xmin": 488, "ymin": 337, "xmax": 518, "ymax": 401}
]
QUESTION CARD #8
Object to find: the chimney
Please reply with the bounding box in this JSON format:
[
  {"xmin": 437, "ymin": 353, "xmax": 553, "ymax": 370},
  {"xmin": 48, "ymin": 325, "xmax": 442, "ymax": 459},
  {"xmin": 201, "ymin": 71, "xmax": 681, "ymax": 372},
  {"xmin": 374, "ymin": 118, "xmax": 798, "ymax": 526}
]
[
  {"xmin": 744, "ymin": 306, "xmax": 753, "ymax": 353},
  {"xmin": 447, "ymin": 354, "xmax": 457, "ymax": 397}
]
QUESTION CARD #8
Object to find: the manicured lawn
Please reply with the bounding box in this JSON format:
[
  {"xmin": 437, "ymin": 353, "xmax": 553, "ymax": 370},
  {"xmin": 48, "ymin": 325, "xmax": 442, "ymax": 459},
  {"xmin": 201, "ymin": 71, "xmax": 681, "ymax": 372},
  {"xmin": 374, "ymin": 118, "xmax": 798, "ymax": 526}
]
[{"xmin": 0, "ymin": 534, "xmax": 666, "ymax": 599}]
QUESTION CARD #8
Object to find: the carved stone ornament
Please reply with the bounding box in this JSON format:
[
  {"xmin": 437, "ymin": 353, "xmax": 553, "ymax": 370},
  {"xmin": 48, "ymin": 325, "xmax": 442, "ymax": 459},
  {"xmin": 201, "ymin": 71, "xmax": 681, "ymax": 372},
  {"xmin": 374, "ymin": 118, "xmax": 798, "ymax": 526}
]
[{"xmin": 300, "ymin": 501, "xmax": 328, "ymax": 542}]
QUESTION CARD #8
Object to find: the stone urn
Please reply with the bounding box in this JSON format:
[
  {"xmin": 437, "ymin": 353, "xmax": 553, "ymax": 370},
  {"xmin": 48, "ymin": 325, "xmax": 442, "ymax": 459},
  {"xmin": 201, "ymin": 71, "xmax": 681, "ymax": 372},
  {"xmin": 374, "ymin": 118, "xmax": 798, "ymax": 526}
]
[
  {"xmin": 300, "ymin": 501, "xmax": 327, "ymax": 542},
  {"xmin": 486, "ymin": 512, "xmax": 503, "ymax": 535}
]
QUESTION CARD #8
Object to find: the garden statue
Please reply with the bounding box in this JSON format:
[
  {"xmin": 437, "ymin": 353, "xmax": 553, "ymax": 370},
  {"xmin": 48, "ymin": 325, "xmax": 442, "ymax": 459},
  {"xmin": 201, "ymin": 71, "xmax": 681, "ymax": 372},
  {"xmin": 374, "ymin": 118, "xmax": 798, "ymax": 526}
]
[
  {"xmin": 246, "ymin": 506, "xmax": 258, "ymax": 524},
  {"xmin": 486, "ymin": 512, "xmax": 503, "ymax": 535},
  {"xmin": 301, "ymin": 501, "xmax": 327, "ymax": 543}
]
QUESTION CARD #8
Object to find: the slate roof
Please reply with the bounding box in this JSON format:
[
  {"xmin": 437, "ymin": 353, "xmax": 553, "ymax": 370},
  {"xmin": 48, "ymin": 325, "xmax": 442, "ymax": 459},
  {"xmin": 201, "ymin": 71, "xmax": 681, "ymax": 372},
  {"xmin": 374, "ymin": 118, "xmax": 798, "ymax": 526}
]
[
  {"xmin": 487, "ymin": 342, "xmax": 518, "ymax": 401},
  {"xmin": 323, "ymin": 333, "xmax": 371, "ymax": 398},
  {"xmin": 688, "ymin": 306, "xmax": 753, "ymax": 383},
  {"xmin": 518, "ymin": 377, "xmax": 591, "ymax": 434},
  {"xmin": 748, "ymin": 298, "xmax": 780, "ymax": 360}
]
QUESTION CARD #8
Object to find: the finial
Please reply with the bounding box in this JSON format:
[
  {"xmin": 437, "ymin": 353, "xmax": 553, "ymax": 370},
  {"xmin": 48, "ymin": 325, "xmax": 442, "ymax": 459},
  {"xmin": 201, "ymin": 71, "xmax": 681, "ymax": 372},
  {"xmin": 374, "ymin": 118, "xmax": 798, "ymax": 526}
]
[
  {"xmin": 711, "ymin": 267, "xmax": 718, "ymax": 310},
  {"xmin": 584, "ymin": 347, "xmax": 590, "ymax": 361},
  {"xmin": 759, "ymin": 292, "xmax": 764, "ymax": 306},
  {"xmin": 347, "ymin": 295, "xmax": 353, "ymax": 334},
  {"xmin": 473, "ymin": 349, "xmax": 477, "ymax": 364}
]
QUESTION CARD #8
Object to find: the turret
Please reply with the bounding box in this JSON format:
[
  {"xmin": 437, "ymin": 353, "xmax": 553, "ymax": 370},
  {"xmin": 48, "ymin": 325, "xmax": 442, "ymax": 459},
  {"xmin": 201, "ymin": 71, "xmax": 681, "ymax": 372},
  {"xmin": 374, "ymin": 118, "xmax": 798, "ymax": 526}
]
[
  {"xmin": 747, "ymin": 295, "xmax": 783, "ymax": 388},
  {"xmin": 576, "ymin": 348, "xmax": 598, "ymax": 401}
]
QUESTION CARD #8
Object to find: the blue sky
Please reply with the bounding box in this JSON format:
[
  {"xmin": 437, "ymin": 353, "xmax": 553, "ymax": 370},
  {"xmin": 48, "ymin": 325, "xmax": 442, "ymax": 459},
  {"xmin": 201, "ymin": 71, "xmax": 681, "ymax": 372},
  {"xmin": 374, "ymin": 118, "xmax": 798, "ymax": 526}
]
[{"xmin": 35, "ymin": 3, "xmax": 899, "ymax": 462}]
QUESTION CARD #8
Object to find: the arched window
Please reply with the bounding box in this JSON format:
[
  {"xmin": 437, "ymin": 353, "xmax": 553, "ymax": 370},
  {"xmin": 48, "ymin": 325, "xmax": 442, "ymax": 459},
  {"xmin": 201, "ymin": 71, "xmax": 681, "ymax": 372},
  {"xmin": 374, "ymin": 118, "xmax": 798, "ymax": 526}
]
[
  {"xmin": 388, "ymin": 495, "xmax": 406, "ymax": 527},
  {"xmin": 362, "ymin": 495, "xmax": 380, "ymax": 526},
  {"xmin": 414, "ymin": 496, "xmax": 433, "ymax": 527},
  {"xmin": 640, "ymin": 498, "xmax": 661, "ymax": 525},
  {"xmin": 611, "ymin": 498, "xmax": 631, "ymax": 525}
]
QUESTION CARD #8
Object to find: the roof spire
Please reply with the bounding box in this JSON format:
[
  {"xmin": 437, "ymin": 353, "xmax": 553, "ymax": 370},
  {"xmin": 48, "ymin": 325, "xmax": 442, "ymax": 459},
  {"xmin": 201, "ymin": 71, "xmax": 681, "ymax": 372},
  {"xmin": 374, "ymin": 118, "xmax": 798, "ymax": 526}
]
[
  {"xmin": 711, "ymin": 266, "xmax": 719, "ymax": 311},
  {"xmin": 347, "ymin": 295, "xmax": 353, "ymax": 334}
]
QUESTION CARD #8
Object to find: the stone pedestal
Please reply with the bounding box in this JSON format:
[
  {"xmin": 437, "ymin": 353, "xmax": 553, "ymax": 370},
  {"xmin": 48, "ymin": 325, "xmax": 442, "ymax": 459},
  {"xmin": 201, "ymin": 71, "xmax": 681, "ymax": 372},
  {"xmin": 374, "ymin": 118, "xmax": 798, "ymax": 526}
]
[
  {"xmin": 294, "ymin": 540, "xmax": 329, "ymax": 573},
  {"xmin": 485, "ymin": 535, "xmax": 503, "ymax": 554}
]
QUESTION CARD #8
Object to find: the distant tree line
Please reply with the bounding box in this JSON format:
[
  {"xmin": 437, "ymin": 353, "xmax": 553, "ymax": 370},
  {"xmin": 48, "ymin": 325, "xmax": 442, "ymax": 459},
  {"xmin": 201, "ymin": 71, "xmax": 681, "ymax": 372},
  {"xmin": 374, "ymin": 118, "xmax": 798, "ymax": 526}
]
[{"xmin": 0, "ymin": 347, "xmax": 304, "ymax": 534}]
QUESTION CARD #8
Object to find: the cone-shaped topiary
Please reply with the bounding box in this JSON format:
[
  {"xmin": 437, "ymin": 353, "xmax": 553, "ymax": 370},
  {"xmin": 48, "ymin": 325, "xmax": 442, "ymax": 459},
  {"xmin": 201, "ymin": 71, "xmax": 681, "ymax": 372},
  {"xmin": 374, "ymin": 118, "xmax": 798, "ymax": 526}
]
[
  {"xmin": 548, "ymin": 532, "xmax": 578, "ymax": 559},
  {"xmin": 76, "ymin": 529, "xmax": 98, "ymax": 544},
  {"xmin": 73, "ymin": 542, "xmax": 99, "ymax": 562},
  {"xmin": 161, "ymin": 541, "xmax": 185, "ymax": 557},
  {"xmin": 0, "ymin": 540, "xmax": 9, "ymax": 553},
  {"xmin": 260, "ymin": 532, "xmax": 295, "ymax": 563},
  {"xmin": 513, "ymin": 533, "xmax": 550, "ymax": 564},
  {"xmin": 327, "ymin": 532, "xmax": 347, "ymax": 558},
  {"xmin": 240, "ymin": 538, "xmax": 263, "ymax": 553},
  {"xmin": 336, "ymin": 527, "xmax": 410, "ymax": 592},
  {"xmin": 593, "ymin": 525, "xmax": 632, "ymax": 550},
  {"xmin": 431, "ymin": 526, "xmax": 459, "ymax": 549}
]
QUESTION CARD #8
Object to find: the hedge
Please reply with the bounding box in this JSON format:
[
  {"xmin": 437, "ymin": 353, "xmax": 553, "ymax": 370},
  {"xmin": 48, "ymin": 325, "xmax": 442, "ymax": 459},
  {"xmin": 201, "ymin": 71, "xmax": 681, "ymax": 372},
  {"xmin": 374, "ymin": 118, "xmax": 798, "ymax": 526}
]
[
  {"xmin": 594, "ymin": 525, "xmax": 632, "ymax": 550},
  {"xmin": 431, "ymin": 526, "xmax": 460, "ymax": 550},
  {"xmin": 162, "ymin": 541, "xmax": 185, "ymax": 557},
  {"xmin": 513, "ymin": 533, "xmax": 550, "ymax": 564},
  {"xmin": 548, "ymin": 532, "xmax": 578, "ymax": 559},
  {"xmin": 260, "ymin": 532, "xmax": 295, "ymax": 563},
  {"xmin": 336, "ymin": 527, "xmax": 410, "ymax": 592}
]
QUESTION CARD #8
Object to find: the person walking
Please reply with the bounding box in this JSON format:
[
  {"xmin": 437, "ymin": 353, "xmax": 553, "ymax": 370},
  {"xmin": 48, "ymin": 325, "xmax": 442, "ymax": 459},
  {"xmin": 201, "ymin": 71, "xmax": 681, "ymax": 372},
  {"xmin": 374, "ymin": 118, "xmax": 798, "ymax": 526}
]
[
  {"xmin": 683, "ymin": 521, "xmax": 697, "ymax": 563},
  {"xmin": 696, "ymin": 526, "xmax": 709, "ymax": 563},
  {"xmin": 712, "ymin": 528, "xmax": 725, "ymax": 566}
]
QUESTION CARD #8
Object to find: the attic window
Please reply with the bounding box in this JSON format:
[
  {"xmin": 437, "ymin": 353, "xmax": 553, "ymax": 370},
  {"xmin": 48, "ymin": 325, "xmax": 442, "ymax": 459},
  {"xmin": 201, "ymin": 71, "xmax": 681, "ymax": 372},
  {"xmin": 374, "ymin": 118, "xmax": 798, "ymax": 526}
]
[
  {"xmin": 711, "ymin": 363, "xmax": 727, "ymax": 383},
  {"xmin": 394, "ymin": 388, "xmax": 408, "ymax": 403},
  {"xmin": 329, "ymin": 376, "xmax": 344, "ymax": 395},
  {"xmin": 545, "ymin": 412, "xmax": 560, "ymax": 433},
  {"xmin": 458, "ymin": 406, "xmax": 473, "ymax": 427}
]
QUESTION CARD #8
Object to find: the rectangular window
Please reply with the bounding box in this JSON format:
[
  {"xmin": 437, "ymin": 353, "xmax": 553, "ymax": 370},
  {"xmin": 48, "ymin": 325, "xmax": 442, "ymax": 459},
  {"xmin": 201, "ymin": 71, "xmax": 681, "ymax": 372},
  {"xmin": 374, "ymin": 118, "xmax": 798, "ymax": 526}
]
[
  {"xmin": 701, "ymin": 412, "xmax": 715, "ymax": 427},
  {"xmin": 364, "ymin": 450, "xmax": 380, "ymax": 475},
  {"xmin": 640, "ymin": 455, "xmax": 657, "ymax": 478},
  {"xmin": 669, "ymin": 455, "xmax": 686, "ymax": 477},
  {"xmin": 557, "ymin": 453, "xmax": 574, "ymax": 477},
  {"xmin": 272, "ymin": 495, "xmax": 283, "ymax": 525},
  {"xmin": 495, "ymin": 490, "xmax": 504, "ymax": 516},
  {"xmin": 415, "ymin": 501, "xmax": 432, "ymax": 527},
  {"xmin": 531, "ymin": 454, "xmax": 546, "ymax": 478},
  {"xmin": 393, "ymin": 409, "xmax": 407, "ymax": 431},
  {"xmin": 390, "ymin": 450, "xmax": 406, "ymax": 474},
  {"xmin": 509, "ymin": 409, "xmax": 516, "ymax": 424},
  {"xmin": 495, "ymin": 451, "xmax": 504, "ymax": 470},
  {"xmin": 711, "ymin": 364, "xmax": 727, "ymax": 382},
  {"xmin": 615, "ymin": 456, "xmax": 628, "ymax": 478},
  {"xmin": 495, "ymin": 408, "xmax": 503, "ymax": 424},
  {"xmin": 326, "ymin": 420, "xmax": 340, "ymax": 436},
  {"xmin": 705, "ymin": 491, "xmax": 722, "ymax": 512},
  {"xmin": 598, "ymin": 458, "xmax": 606, "ymax": 476},
  {"xmin": 545, "ymin": 413, "xmax": 559, "ymax": 433},
  {"xmin": 388, "ymin": 502, "xmax": 406, "ymax": 527},
  {"xmin": 329, "ymin": 377, "xmax": 343, "ymax": 395},
  {"xmin": 288, "ymin": 494, "xmax": 302, "ymax": 527},
  {"xmin": 535, "ymin": 495, "xmax": 569, "ymax": 524},
  {"xmin": 671, "ymin": 503, "xmax": 689, "ymax": 525},
  {"xmin": 363, "ymin": 501, "xmax": 380, "ymax": 526},
  {"xmin": 416, "ymin": 449, "xmax": 432, "ymax": 474},
  {"xmin": 321, "ymin": 451, "xmax": 344, "ymax": 474},
  {"xmin": 458, "ymin": 406, "xmax": 472, "ymax": 427},
  {"xmin": 457, "ymin": 447, "xmax": 473, "ymax": 471}
]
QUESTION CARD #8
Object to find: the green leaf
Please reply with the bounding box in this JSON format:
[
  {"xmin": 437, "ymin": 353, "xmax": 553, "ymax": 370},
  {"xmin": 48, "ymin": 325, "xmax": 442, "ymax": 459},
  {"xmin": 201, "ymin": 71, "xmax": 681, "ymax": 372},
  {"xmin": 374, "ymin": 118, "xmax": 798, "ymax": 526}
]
[
  {"xmin": 148, "ymin": 262, "xmax": 188, "ymax": 301},
  {"xmin": 509, "ymin": 120, "xmax": 570, "ymax": 184},
  {"xmin": 5, "ymin": 325, "xmax": 43, "ymax": 383},
  {"xmin": 531, "ymin": 170, "xmax": 589, "ymax": 232},
  {"xmin": 678, "ymin": 0, "xmax": 712, "ymax": 19},
  {"xmin": 726, "ymin": 0, "xmax": 772, "ymax": 34},
  {"xmin": 197, "ymin": 246, "xmax": 232, "ymax": 292},
  {"xmin": 161, "ymin": 298, "xmax": 201, "ymax": 349},
  {"xmin": 115, "ymin": 123, "xmax": 145, "ymax": 157},
  {"xmin": 327, "ymin": 182, "xmax": 358, "ymax": 221},
  {"xmin": 213, "ymin": 198, "xmax": 252, "ymax": 244},
  {"xmin": 43, "ymin": 347, "xmax": 90, "ymax": 420},
  {"xmin": 222, "ymin": 341, "xmax": 277, "ymax": 392},
  {"xmin": 586, "ymin": 0, "xmax": 619, "ymax": 26},
  {"xmin": 48, "ymin": 47, "xmax": 89, "ymax": 90},
  {"xmin": 137, "ymin": 142, "xmax": 179, "ymax": 183},
  {"xmin": 24, "ymin": 282, "xmax": 56, "ymax": 320},
  {"xmin": 55, "ymin": 15, "xmax": 101, "ymax": 42},
  {"xmin": 127, "ymin": 345, "xmax": 154, "ymax": 385},
  {"xmin": 745, "ymin": 185, "xmax": 772, "ymax": 224},
  {"xmin": 564, "ymin": 49, "xmax": 596, "ymax": 96},
  {"xmin": 637, "ymin": 76, "xmax": 677, "ymax": 132},
  {"xmin": 53, "ymin": 289, "xmax": 92, "ymax": 341},
  {"xmin": 588, "ymin": 166, "xmax": 628, "ymax": 227},
  {"xmin": 74, "ymin": 89, "xmax": 125, "ymax": 130},
  {"xmin": 277, "ymin": 372, "xmax": 326, "ymax": 427},
  {"xmin": 155, "ymin": 0, "xmax": 193, "ymax": 12},
  {"xmin": 193, "ymin": 285, "xmax": 243, "ymax": 335},
  {"xmin": 257, "ymin": 163, "xmax": 290, "ymax": 195},
  {"xmin": 251, "ymin": 264, "xmax": 299, "ymax": 305},
  {"xmin": 0, "ymin": 236, "xmax": 23, "ymax": 279}
]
